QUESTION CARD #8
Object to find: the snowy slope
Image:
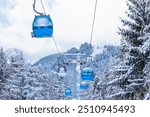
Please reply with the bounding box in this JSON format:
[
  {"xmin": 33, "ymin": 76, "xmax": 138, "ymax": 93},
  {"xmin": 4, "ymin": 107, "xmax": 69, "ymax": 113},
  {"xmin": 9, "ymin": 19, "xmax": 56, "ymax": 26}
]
[{"xmin": 92, "ymin": 45, "xmax": 103, "ymax": 57}]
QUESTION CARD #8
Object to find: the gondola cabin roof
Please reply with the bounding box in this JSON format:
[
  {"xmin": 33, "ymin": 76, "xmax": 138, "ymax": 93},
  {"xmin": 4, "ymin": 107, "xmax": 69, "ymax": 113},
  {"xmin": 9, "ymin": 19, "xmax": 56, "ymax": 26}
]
[
  {"xmin": 32, "ymin": 15, "xmax": 53, "ymax": 38},
  {"xmin": 81, "ymin": 67, "xmax": 93, "ymax": 73},
  {"xmin": 82, "ymin": 67, "xmax": 93, "ymax": 70}
]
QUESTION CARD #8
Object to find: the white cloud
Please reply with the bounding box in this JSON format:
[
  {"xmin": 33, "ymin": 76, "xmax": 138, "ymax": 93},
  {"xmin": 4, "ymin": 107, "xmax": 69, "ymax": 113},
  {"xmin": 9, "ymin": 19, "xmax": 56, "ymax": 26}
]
[{"xmin": 0, "ymin": 0, "xmax": 127, "ymax": 60}]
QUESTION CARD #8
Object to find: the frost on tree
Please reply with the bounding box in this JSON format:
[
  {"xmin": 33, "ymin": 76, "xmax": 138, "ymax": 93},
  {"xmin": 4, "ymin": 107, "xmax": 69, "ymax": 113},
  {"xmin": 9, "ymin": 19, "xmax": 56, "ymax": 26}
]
[
  {"xmin": 79, "ymin": 42, "xmax": 93, "ymax": 57},
  {"xmin": 22, "ymin": 66, "xmax": 51, "ymax": 100},
  {"xmin": 90, "ymin": 45, "xmax": 120, "ymax": 99},
  {"xmin": 106, "ymin": 0, "xmax": 150, "ymax": 100},
  {"xmin": 4, "ymin": 52, "xmax": 25, "ymax": 99},
  {"xmin": 0, "ymin": 47, "xmax": 10, "ymax": 99},
  {"xmin": 0, "ymin": 49, "xmax": 52, "ymax": 100}
]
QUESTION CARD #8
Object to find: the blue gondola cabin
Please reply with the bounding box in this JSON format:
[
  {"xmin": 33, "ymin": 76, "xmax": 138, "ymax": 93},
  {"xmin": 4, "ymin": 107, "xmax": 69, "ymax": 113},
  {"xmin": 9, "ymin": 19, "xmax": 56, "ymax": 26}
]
[
  {"xmin": 81, "ymin": 67, "xmax": 94, "ymax": 81},
  {"xmin": 80, "ymin": 82, "xmax": 89, "ymax": 90},
  {"xmin": 65, "ymin": 88, "xmax": 71, "ymax": 96},
  {"xmin": 32, "ymin": 15, "xmax": 53, "ymax": 38}
]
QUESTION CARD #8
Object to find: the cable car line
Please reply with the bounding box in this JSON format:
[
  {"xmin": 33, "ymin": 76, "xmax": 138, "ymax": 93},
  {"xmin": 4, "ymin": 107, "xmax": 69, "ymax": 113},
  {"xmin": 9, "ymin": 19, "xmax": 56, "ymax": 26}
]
[
  {"xmin": 52, "ymin": 36, "xmax": 69, "ymax": 75},
  {"xmin": 79, "ymin": 0, "xmax": 98, "ymax": 84},
  {"xmin": 40, "ymin": 0, "xmax": 46, "ymax": 15},
  {"xmin": 32, "ymin": 0, "xmax": 61, "ymax": 56},
  {"xmin": 31, "ymin": 0, "xmax": 99, "ymax": 95},
  {"xmin": 52, "ymin": 36, "xmax": 61, "ymax": 55},
  {"xmin": 90, "ymin": 0, "xmax": 98, "ymax": 44}
]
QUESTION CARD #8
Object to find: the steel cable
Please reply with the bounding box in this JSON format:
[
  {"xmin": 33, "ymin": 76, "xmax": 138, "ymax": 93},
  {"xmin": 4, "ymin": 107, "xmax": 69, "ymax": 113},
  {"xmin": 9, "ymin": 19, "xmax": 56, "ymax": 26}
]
[{"xmin": 90, "ymin": 0, "xmax": 98, "ymax": 44}]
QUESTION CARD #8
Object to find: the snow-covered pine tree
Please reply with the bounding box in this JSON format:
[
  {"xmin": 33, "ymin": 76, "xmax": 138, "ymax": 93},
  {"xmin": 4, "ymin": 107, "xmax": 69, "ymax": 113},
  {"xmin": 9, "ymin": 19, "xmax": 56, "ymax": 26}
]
[
  {"xmin": 50, "ymin": 73, "xmax": 67, "ymax": 100},
  {"xmin": 140, "ymin": 0, "xmax": 150, "ymax": 99},
  {"xmin": 22, "ymin": 66, "xmax": 51, "ymax": 100},
  {"xmin": 34, "ymin": 66, "xmax": 50, "ymax": 100},
  {"xmin": 5, "ymin": 52, "xmax": 26, "ymax": 99},
  {"xmin": 0, "ymin": 47, "xmax": 10, "ymax": 99},
  {"xmin": 107, "ymin": 0, "xmax": 150, "ymax": 100},
  {"xmin": 88, "ymin": 45, "xmax": 121, "ymax": 99},
  {"xmin": 93, "ymin": 45, "xmax": 120, "ymax": 73},
  {"xmin": 143, "ymin": 52, "xmax": 150, "ymax": 99}
]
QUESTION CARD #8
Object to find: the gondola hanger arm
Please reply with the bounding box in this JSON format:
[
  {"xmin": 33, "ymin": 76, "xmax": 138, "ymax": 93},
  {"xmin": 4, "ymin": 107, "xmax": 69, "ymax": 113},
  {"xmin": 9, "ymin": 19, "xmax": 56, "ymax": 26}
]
[{"xmin": 33, "ymin": 0, "xmax": 45, "ymax": 15}]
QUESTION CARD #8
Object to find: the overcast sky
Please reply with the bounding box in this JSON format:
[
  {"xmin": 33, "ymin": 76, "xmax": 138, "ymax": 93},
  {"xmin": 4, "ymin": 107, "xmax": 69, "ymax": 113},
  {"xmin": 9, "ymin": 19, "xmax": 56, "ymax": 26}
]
[{"xmin": 0, "ymin": 0, "xmax": 127, "ymax": 60}]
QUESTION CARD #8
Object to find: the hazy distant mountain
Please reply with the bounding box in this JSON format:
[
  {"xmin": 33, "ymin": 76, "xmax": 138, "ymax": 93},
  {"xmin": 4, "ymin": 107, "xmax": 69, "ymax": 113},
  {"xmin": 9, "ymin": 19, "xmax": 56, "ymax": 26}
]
[
  {"xmin": 34, "ymin": 44, "xmax": 120, "ymax": 76},
  {"xmin": 5, "ymin": 48, "xmax": 37, "ymax": 64},
  {"xmin": 34, "ymin": 54, "xmax": 60, "ymax": 74}
]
